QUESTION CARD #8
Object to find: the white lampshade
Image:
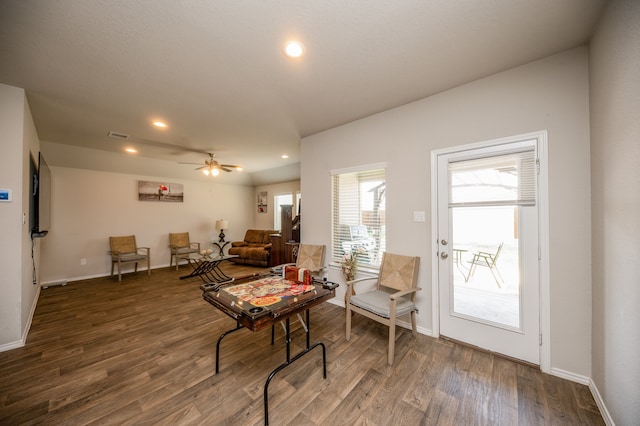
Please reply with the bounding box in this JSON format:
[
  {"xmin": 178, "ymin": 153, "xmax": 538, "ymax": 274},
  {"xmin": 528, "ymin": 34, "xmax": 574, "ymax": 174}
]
[{"xmin": 216, "ymin": 219, "xmax": 228, "ymax": 230}]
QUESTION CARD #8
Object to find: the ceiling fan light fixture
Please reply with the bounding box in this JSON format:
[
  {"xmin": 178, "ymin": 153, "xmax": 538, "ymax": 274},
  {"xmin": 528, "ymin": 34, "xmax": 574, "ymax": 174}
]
[{"xmin": 182, "ymin": 153, "xmax": 241, "ymax": 177}]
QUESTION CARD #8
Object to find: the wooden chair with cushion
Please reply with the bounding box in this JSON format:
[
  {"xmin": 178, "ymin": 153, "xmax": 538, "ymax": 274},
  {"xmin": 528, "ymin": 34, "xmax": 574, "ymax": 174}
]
[
  {"xmin": 278, "ymin": 243, "xmax": 326, "ymax": 277},
  {"xmin": 345, "ymin": 252, "xmax": 420, "ymax": 365},
  {"xmin": 272, "ymin": 244, "xmax": 326, "ymax": 339},
  {"xmin": 109, "ymin": 235, "xmax": 151, "ymax": 282},
  {"xmin": 169, "ymin": 232, "xmax": 200, "ymax": 270}
]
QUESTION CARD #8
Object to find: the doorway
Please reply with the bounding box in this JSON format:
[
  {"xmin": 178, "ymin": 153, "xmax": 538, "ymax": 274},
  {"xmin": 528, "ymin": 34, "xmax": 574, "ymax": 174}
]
[{"xmin": 432, "ymin": 133, "xmax": 548, "ymax": 366}]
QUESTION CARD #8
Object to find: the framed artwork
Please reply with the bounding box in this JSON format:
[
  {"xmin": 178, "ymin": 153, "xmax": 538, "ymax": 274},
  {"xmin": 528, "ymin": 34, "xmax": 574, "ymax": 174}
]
[
  {"xmin": 258, "ymin": 191, "xmax": 267, "ymax": 213},
  {"xmin": 138, "ymin": 181, "xmax": 184, "ymax": 202}
]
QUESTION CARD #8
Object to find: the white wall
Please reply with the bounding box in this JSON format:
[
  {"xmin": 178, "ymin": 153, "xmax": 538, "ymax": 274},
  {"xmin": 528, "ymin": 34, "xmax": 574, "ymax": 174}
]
[
  {"xmin": 0, "ymin": 83, "xmax": 40, "ymax": 349},
  {"xmin": 302, "ymin": 48, "xmax": 592, "ymax": 377},
  {"xmin": 253, "ymin": 180, "xmax": 300, "ymax": 231},
  {"xmin": 589, "ymin": 0, "xmax": 640, "ymax": 424},
  {"xmin": 21, "ymin": 89, "xmax": 41, "ymax": 334},
  {"xmin": 39, "ymin": 167, "xmax": 255, "ymax": 283}
]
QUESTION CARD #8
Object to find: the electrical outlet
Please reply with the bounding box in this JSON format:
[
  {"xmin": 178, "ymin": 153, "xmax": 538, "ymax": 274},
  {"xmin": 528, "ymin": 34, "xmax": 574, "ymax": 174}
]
[{"xmin": 80, "ymin": 258, "xmax": 87, "ymax": 265}]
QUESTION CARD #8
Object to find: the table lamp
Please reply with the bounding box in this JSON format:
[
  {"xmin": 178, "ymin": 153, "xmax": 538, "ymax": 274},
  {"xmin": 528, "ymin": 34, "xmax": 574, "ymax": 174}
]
[{"xmin": 215, "ymin": 219, "xmax": 228, "ymax": 242}]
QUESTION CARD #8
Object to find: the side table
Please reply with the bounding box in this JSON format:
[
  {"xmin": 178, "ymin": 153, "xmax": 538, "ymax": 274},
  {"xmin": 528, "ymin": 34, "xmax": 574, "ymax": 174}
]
[
  {"xmin": 212, "ymin": 241, "xmax": 231, "ymax": 257},
  {"xmin": 178, "ymin": 253, "xmax": 237, "ymax": 283}
]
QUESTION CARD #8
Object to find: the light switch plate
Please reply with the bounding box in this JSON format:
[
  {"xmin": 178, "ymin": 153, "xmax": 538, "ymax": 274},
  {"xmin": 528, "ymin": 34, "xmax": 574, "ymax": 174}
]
[
  {"xmin": 413, "ymin": 211, "xmax": 425, "ymax": 222},
  {"xmin": 0, "ymin": 189, "xmax": 11, "ymax": 202}
]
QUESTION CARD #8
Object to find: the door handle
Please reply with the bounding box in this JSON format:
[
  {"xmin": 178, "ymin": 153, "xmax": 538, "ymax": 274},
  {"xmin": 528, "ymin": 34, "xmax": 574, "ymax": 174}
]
[{"xmin": 440, "ymin": 252, "xmax": 448, "ymax": 259}]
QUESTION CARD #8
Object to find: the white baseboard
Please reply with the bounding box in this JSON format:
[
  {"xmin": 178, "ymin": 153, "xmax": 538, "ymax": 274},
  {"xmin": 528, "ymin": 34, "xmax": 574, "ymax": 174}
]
[
  {"xmin": 0, "ymin": 285, "xmax": 41, "ymax": 353},
  {"xmin": 588, "ymin": 378, "xmax": 615, "ymax": 426},
  {"xmin": 22, "ymin": 284, "xmax": 40, "ymax": 342},
  {"xmin": 41, "ymin": 264, "xmax": 168, "ymax": 287},
  {"xmin": 549, "ymin": 367, "xmax": 590, "ymax": 385},
  {"xmin": 0, "ymin": 339, "xmax": 25, "ymax": 352}
]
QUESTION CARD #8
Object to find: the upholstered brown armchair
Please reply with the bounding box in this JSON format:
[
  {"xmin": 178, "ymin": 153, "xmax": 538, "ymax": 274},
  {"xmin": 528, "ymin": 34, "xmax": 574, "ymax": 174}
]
[
  {"xmin": 228, "ymin": 229, "xmax": 278, "ymax": 266},
  {"xmin": 109, "ymin": 235, "xmax": 151, "ymax": 282}
]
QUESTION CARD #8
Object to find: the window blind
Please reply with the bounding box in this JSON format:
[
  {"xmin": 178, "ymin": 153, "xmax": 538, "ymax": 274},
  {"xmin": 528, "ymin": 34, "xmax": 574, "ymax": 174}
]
[
  {"xmin": 449, "ymin": 149, "xmax": 536, "ymax": 207},
  {"xmin": 331, "ymin": 167, "xmax": 386, "ymax": 267}
]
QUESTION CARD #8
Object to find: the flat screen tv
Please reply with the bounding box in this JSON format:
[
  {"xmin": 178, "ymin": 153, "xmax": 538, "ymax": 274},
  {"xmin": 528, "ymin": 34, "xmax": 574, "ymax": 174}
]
[{"xmin": 31, "ymin": 152, "xmax": 51, "ymax": 238}]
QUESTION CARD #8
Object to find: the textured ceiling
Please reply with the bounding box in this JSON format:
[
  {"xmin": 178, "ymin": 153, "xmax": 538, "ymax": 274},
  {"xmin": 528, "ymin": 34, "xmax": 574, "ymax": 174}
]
[{"xmin": 0, "ymin": 0, "xmax": 607, "ymax": 185}]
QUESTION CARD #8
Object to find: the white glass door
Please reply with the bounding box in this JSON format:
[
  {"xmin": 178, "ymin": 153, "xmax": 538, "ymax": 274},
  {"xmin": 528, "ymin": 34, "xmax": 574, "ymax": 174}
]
[{"xmin": 436, "ymin": 138, "xmax": 540, "ymax": 364}]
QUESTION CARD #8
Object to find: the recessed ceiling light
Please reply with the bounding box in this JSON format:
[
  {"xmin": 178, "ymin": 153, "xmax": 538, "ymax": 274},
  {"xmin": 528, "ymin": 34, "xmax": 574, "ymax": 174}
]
[
  {"xmin": 283, "ymin": 41, "xmax": 304, "ymax": 58},
  {"xmin": 125, "ymin": 147, "xmax": 137, "ymax": 154},
  {"xmin": 281, "ymin": 154, "xmax": 289, "ymax": 159},
  {"xmin": 152, "ymin": 120, "xmax": 168, "ymax": 128}
]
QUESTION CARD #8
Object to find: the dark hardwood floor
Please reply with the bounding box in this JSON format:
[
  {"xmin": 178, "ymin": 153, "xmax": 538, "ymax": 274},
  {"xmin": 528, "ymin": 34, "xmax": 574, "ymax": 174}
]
[{"xmin": 0, "ymin": 264, "xmax": 604, "ymax": 425}]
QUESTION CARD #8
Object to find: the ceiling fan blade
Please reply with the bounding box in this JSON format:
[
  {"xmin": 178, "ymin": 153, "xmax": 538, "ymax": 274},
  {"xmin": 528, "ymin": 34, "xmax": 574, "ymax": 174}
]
[{"xmin": 178, "ymin": 153, "xmax": 239, "ymax": 175}]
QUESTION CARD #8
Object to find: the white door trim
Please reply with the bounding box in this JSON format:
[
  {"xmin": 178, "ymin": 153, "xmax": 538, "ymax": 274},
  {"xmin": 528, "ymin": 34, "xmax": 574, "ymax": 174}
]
[{"xmin": 430, "ymin": 130, "xmax": 550, "ymax": 373}]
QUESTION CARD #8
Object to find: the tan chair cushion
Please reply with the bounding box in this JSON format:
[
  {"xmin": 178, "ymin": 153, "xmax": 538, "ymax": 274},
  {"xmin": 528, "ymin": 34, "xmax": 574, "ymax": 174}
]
[{"xmin": 350, "ymin": 290, "xmax": 416, "ymax": 319}]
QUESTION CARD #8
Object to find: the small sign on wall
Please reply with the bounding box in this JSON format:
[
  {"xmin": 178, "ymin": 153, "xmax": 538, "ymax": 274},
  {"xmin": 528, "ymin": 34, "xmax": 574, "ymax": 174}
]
[{"xmin": 0, "ymin": 189, "xmax": 11, "ymax": 202}]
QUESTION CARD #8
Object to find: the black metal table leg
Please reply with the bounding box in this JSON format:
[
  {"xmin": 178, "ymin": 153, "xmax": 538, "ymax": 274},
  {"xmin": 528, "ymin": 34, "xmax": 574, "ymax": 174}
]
[
  {"xmin": 179, "ymin": 260, "xmax": 208, "ymax": 280},
  {"xmin": 215, "ymin": 322, "xmax": 243, "ymax": 374},
  {"xmin": 181, "ymin": 258, "xmax": 235, "ymax": 283},
  {"xmin": 263, "ymin": 310, "xmax": 327, "ymax": 425},
  {"xmin": 206, "ymin": 260, "xmax": 234, "ymax": 282}
]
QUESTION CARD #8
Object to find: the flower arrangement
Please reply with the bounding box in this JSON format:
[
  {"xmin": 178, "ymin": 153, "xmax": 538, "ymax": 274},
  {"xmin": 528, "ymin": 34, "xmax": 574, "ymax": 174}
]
[
  {"xmin": 200, "ymin": 248, "xmax": 213, "ymax": 258},
  {"xmin": 341, "ymin": 246, "xmax": 366, "ymax": 281}
]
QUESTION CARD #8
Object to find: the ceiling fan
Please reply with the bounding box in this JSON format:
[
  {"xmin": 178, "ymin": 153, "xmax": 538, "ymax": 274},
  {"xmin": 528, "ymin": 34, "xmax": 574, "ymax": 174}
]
[{"xmin": 180, "ymin": 153, "xmax": 242, "ymax": 176}]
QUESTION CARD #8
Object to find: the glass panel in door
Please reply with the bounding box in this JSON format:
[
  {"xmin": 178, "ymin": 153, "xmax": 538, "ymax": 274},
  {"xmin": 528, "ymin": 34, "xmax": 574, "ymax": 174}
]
[{"xmin": 451, "ymin": 205, "xmax": 520, "ymax": 329}]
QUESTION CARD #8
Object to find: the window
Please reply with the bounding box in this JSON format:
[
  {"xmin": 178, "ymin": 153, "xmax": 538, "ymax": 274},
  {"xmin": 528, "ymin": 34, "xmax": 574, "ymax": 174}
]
[{"xmin": 331, "ymin": 165, "xmax": 386, "ymax": 268}]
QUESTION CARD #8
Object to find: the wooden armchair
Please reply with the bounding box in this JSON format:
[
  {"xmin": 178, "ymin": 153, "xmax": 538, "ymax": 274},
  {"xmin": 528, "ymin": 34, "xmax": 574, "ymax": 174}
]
[
  {"xmin": 272, "ymin": 244, "xmax": 326, "ymax": 338},
  {"xmin": 345, "ymin": 252, "xmax": 420, "ymax": 365},
  {"xmin": 109, "ymin": 235, "xmax": 151, "ymax": 282},
  {"xmin": 277, "ymin": 243, "xmax": 326, "ymax": 277},
  {"xmin": 169, "ymin": 232, "xmax": 200, "ymax": 270}
]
